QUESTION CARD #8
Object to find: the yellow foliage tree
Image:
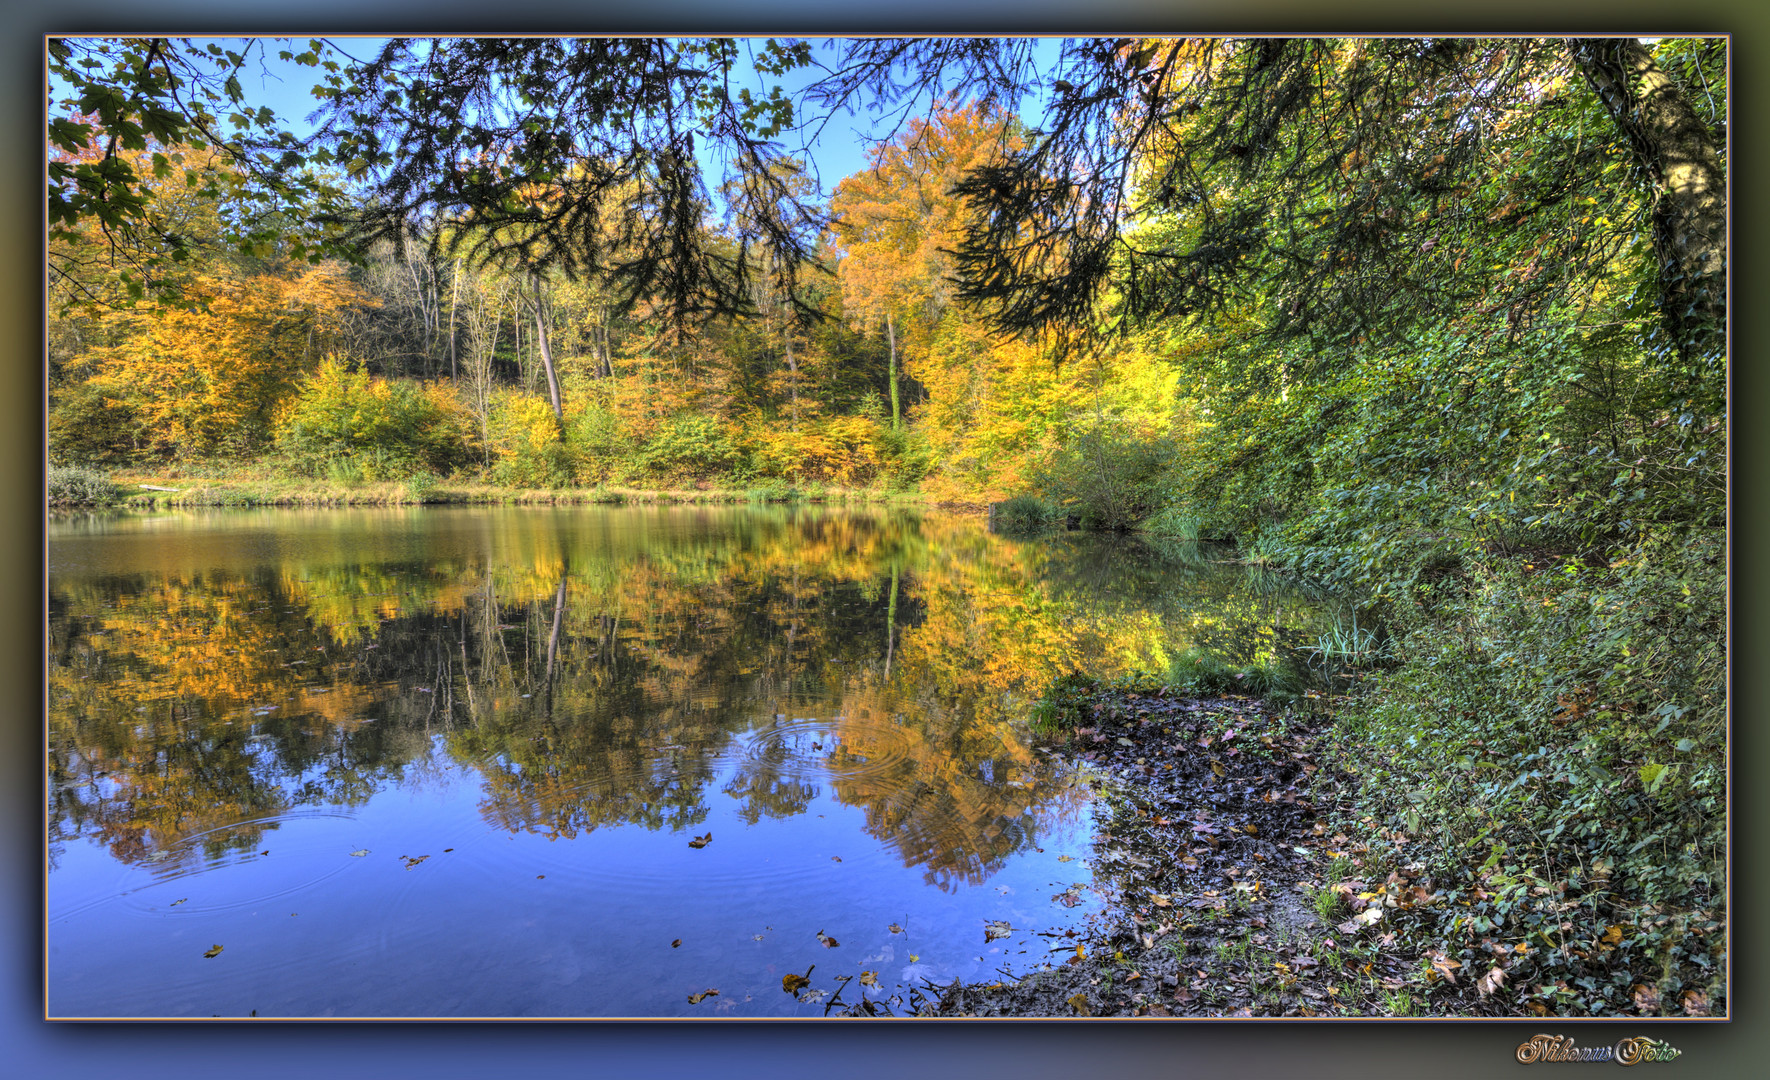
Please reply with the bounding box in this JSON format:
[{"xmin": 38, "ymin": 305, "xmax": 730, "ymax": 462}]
[{"xmin": 78, "ymin": 262, "xmax": 374, "ymax": 456}]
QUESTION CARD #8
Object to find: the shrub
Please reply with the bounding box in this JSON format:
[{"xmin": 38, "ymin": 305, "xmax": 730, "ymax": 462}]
[
  {"xmin": 49, "ymin": 383, "xmax": 141, "ymax": 466},
  {"xmin": 485, "ymin": 390, "xmax": 573, "ymax": 488},
  {"xmin": 1343, "ymin": 531, "xmax": 1724, "ymax": 933},
  {"xmin": 563, "ymin": 399, "xmax": 631, "ymax": 484},
  {"xmin": 1034, "ymin": 422, "xmax": 1177, "ymax": 530},
  {"xmin": 633, "ymin": 412, "xmax": 740, "ymax": 482},
  {"xmin": 277, "ymin": 357, "xmax": 475, "ymax": 480},
  {"xmin": 48, "ymin": 464, "xmax": 121, "ymax": 506},
  {"xmin": 992, "ymin": 494, "xmax": 1057, "ymax": 534}
]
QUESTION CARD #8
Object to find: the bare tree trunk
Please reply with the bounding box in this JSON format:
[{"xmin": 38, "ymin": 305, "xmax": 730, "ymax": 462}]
[
  {"xmin": 447, "ymin": 257, "xmax": 461, "ymax": 381},
  {"xmin": 786, "ymin": 327, "xmax": 799, "ymax": 427},
  {"xmin": 886, "ymin": 310, "xmax": 902, "ymax": 432},
  {"xmin": 529, "ymin": 275, "xmax": 565, "ymax": 430}
]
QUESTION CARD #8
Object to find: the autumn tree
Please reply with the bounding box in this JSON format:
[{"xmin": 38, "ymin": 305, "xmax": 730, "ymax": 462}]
[
  {"xmin": 73, "ymin": 261, "xmax": 374, "ymax": 458},
  {"xmin": 830, "ymin": 102, "xmax": 1023, "ymax": 432}
]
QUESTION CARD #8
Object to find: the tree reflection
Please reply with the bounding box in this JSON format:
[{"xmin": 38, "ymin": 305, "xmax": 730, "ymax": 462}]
[{"xmin": 48, "ymin": 508, "xmax": 1328, "ymax": 882}]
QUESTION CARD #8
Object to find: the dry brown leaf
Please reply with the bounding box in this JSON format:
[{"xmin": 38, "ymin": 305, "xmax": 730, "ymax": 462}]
[{"xmin": 1476, "ymin": 966, "xmax": 1506, "ymax": 998}]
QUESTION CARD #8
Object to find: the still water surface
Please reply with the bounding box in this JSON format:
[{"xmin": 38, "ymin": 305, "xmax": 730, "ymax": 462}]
[{"xmin": 47, "ymin": 505, "xmax": 1329, "ymax": 1017}]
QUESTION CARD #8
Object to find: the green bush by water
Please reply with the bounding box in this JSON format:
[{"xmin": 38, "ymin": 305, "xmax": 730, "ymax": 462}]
[
  {"xmin": 994, "ymin": 494, "xmax": 1058, "ymax": 533},
  {"xmin": 48, "ymin": 464, "xmax": 121, "ymax": 506}
]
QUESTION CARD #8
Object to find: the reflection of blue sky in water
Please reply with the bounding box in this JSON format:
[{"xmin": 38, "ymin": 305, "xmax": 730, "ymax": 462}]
[{"xmin": 47, "ymin": 505, "xmax": 1327, "ymax": 1017}]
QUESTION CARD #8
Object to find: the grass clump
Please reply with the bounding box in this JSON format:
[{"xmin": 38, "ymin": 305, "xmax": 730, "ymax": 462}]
[
  {"xmin": 993, "ymin": 494, "xmax": 1058, "ymax": 534},
  {"xmin": 48, "ymin": 464, "xmax": 121, "ymax": 506}
]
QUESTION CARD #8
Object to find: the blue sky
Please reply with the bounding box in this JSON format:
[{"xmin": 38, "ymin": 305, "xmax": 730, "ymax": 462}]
[{"xmin": 158, "ymin": 35, "xmax": 1065, "ymax": 202}]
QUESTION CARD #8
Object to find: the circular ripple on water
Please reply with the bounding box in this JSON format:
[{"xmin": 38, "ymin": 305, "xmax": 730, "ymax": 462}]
[
  {"xmin": 96, "ymin": 811, "xmax": 366, "ymax": 919},
  {"xmin": 731, "ymin": 715, "xmax": 919, "ymax": 784}
]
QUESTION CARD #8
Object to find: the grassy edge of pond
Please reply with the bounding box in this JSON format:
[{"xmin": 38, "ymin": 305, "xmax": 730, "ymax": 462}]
[
  {"xmin": 894, "ymin": 680, "xmax": 1724, "ymax": 1020},
  {"xmin": 49, "ymin": 463, "xmax": 936, "ymax": 510}
]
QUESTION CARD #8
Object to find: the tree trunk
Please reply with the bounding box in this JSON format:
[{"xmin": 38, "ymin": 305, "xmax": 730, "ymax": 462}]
[
  {"xmin": 1569, "ymin": 38, "xmax": 1726, "ymax": 359},
  {"xmin": 886, "ymin": 310, "xmax": 902, "ymax": 432},
  {"xmin": 447, "ymin": 258, "xmax": 461, "ymax": 382},
  {"xmin": 529, "ymin": 276, "xmax": 565, "ymax": 430},
  {"xmin": 786, "ymin": 326, "xmax": 798, "ymax": 427}
]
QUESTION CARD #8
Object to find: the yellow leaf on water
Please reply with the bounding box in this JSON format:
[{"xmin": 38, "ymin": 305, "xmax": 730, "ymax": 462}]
[
  {"xmin": 203, "ymin": 944, "xmax": 224, "ymax": 959},
  {"xmin": 687, "ymin": 989, "xmax": 718, "ymax": 1004},
  {"xmin": 858, "ymin": 971, "xmax": 880, "ymax": 987}
]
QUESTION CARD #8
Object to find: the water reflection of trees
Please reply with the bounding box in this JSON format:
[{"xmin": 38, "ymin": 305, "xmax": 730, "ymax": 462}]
[{"xmin": 47, "ymin": 508, "xmax": 1324, "ymax": 881}]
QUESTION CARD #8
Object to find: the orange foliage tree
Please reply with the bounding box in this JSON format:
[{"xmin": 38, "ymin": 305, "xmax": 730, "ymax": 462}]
[{"xmin": 831, "ymin": 102, "xmax": 1025, "ymax": 434}]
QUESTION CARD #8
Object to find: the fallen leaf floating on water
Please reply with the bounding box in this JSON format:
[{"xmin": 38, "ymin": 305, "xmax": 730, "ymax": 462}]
[
  {"xmin": 401, "ymin": 855, "xmax": 429, "ymax": 871},
  {"xmin": 672, "ymin": 939, "xmax": 682, "ymax": 948},
  {"xmin": 816, "ymin": 929, "xmax": 840, "ymax": 948},
  {"xmin": 831, "ymin": 856, "xmax": 842, "ymax": 862},
  {"xmin": 687, "ymin": 989, "xmax": 718, "ymax": 1004},
  {"xmin": 170, "ymin": 898, "xmax": 187, "ymax": 907},
  {"xmin": 349, "ymin": 850, "xmax": 369, "ymax": 857},
  {"xmin": 984, "ymin": 920, "xmax": 1013, "ymax": 943},
  {"xmin": 688, "ymin": 833, "xmax": 712, "ymax": 849},
  {"xmin": 908, "ymin": 954, "xmax": 920, "ymax": 963},
  {"xmin": 1057, "ymin": 855, "xmax": 1074, "ymax": 863},
  {"xmin": 782, "ymin": 968, "xmax": 813, "ymax": 994},
  {"xmin": 858, "ymin": 971, "xmax": 880, "ymax": 988},
  {"xmin": 203, "ymin": 945, "xmax": 224, "ymax": 959},
  {"xmin": 887, "ymin": 923, "xmax": 905, "ymax": 934}
]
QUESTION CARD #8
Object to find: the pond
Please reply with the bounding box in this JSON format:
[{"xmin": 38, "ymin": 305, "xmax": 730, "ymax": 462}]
[{"xmin": 46, "ymin": 505, "xmax": 1334, "ymax": 1018}]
